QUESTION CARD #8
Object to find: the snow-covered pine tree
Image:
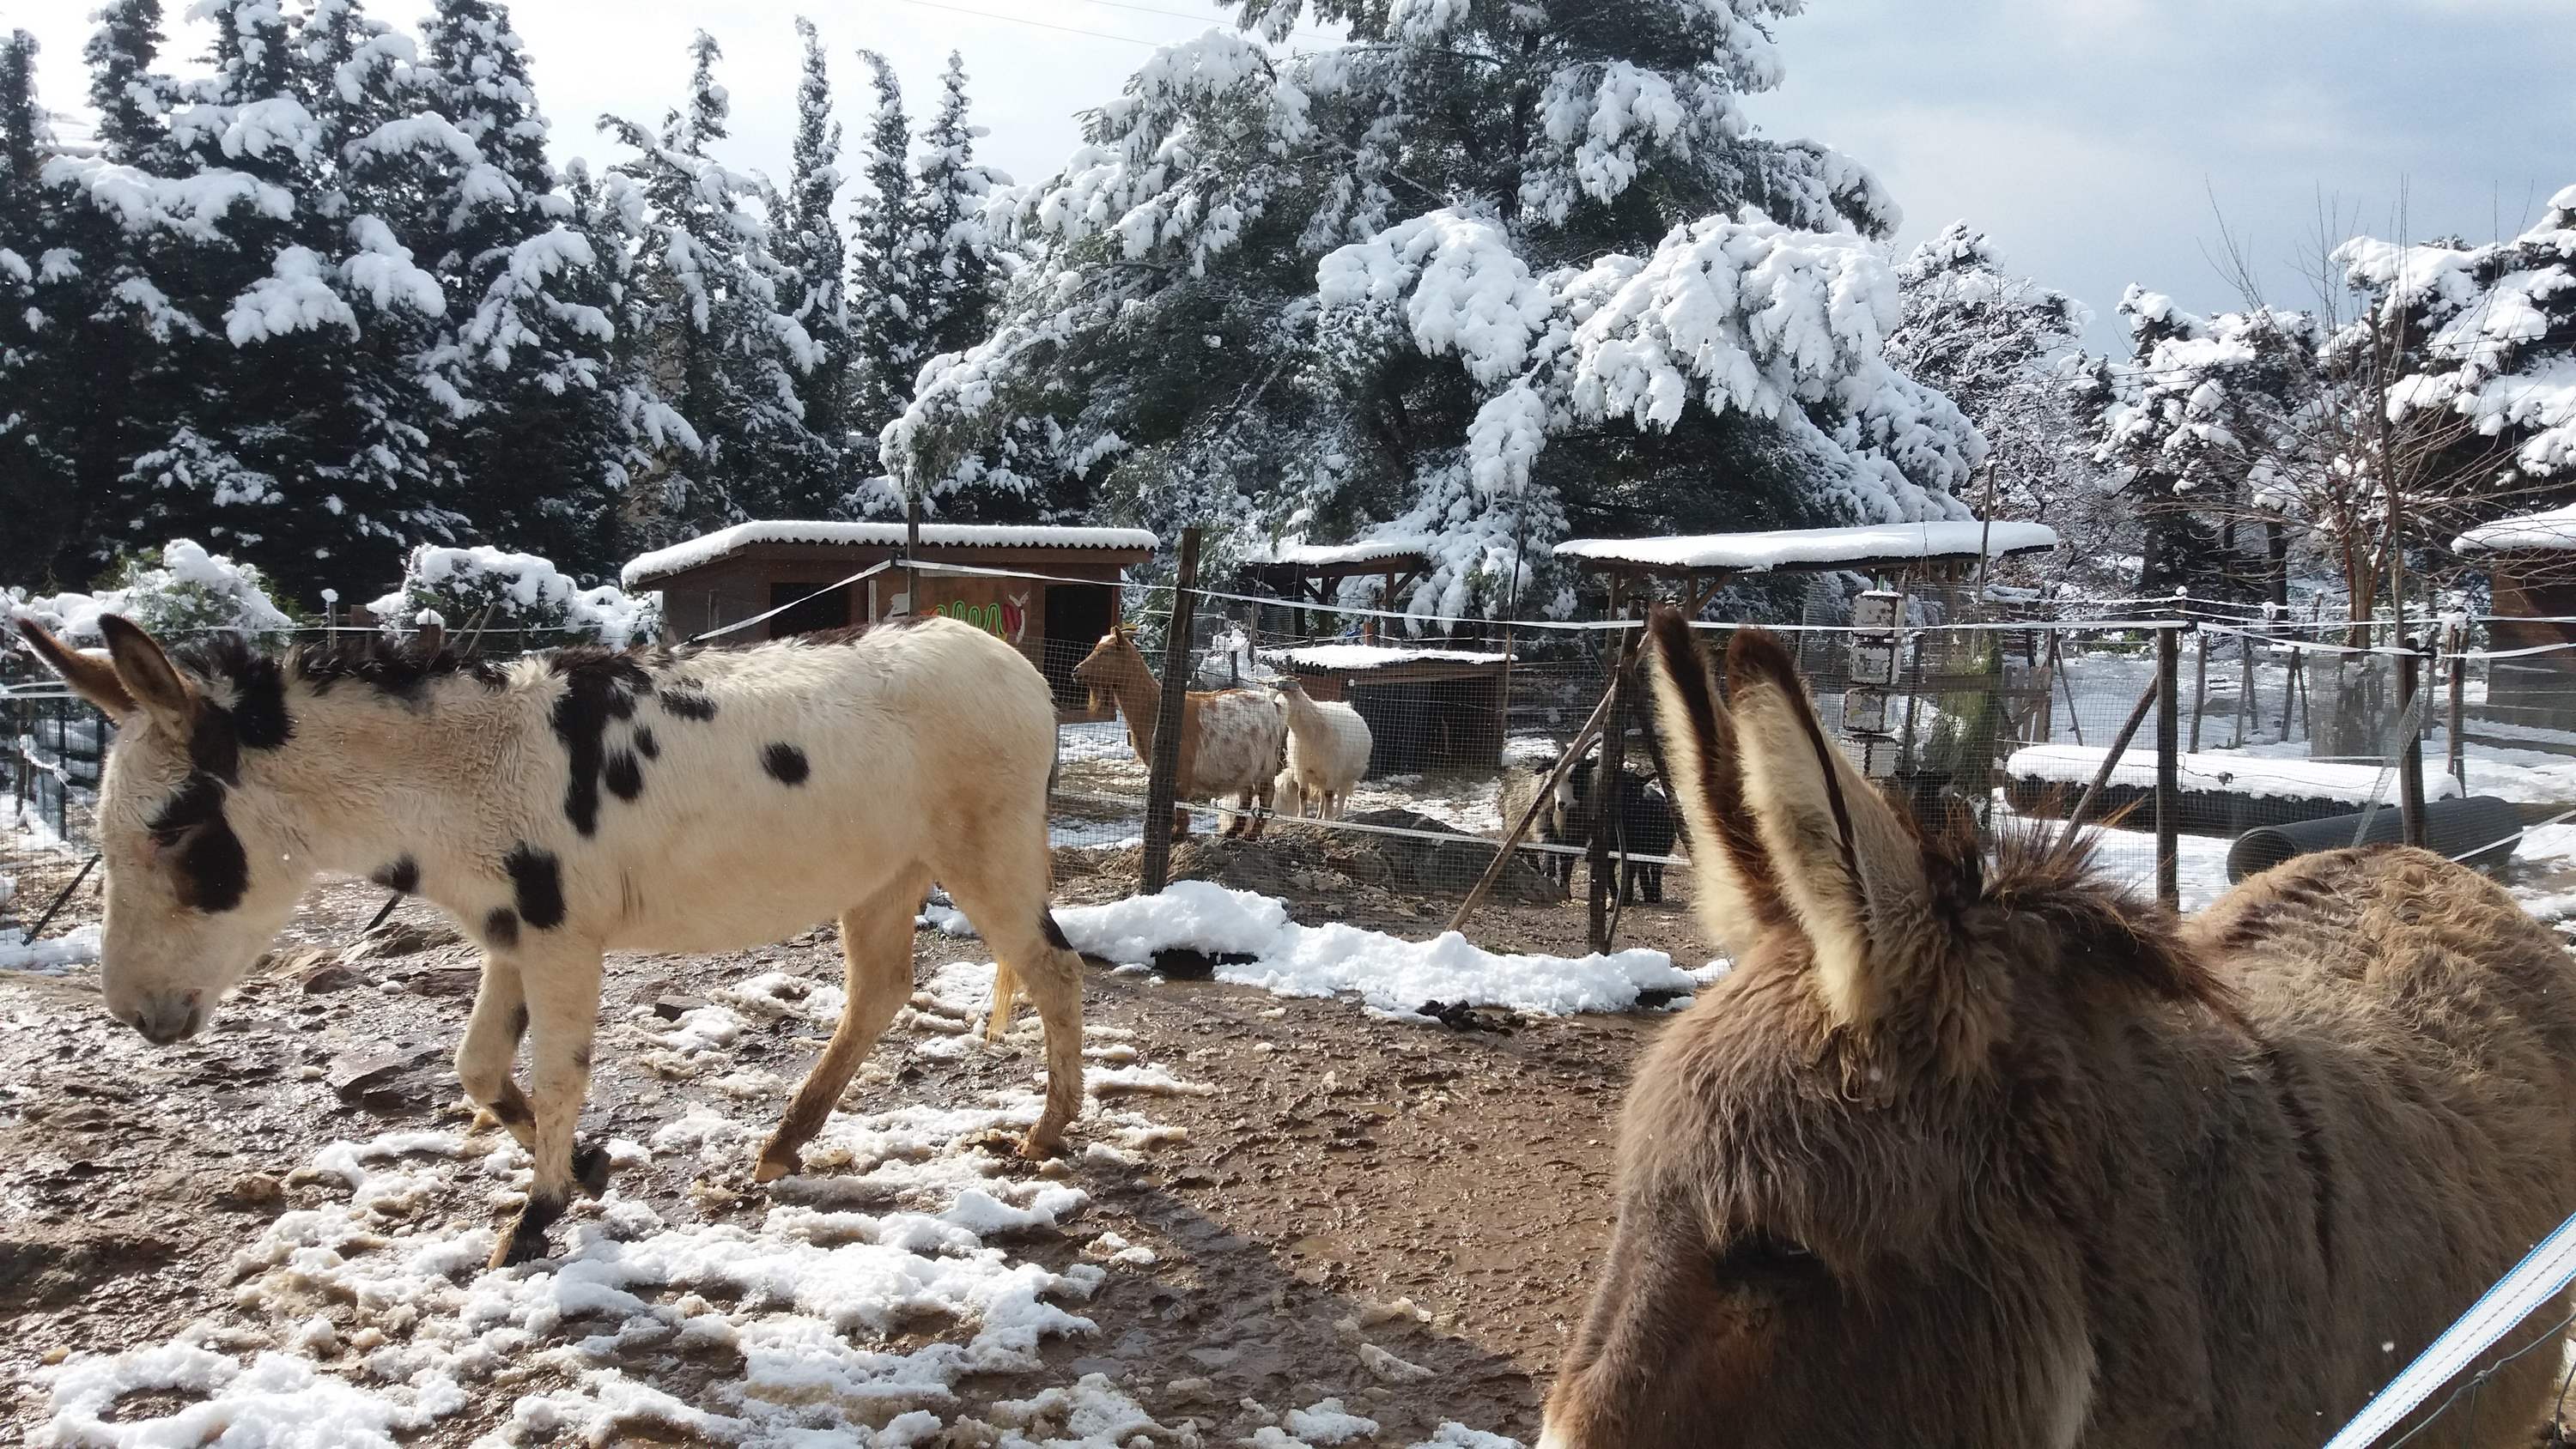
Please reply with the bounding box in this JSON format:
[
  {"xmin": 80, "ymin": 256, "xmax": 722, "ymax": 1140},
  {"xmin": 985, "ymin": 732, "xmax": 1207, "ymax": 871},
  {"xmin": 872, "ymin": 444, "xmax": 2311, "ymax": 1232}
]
[
  {"xmin": 568, "ymin": 153, "xmax": 704, "ymax": 543},
  {"xmin": 2091, "ymin": 286, "xmax": 2322, "ymax": 599},
  {"xmin": 885, "ymin": 0, "xmax": 1979, "ymax": 621},
  {"xmin": 0, "ymin": 27, "xmax": 81, "ymax": 585},
  {"xmin": 84, "ymin": 0, "xmax": 177, "ymax": 167},
  {"xmin": 2338, "ymin": 187, "xmax": 2576, "ymax": 539},
  {"xmin": 911, "ymin": 51, "xmax": 1001, "ymax": 363},
  {"xmin": 774, "ymin": 16, "xmax": 853, "ymax": 515},
  {"xmin": 411, "ymin": 0, "xmax": 628, "ymax": 576},
  {"xmin": 845, "ymin": 50, "xmax": 922, "ymax": 455},
  {"xmin": 598, "ymin": 31, "xmax": 823, "ymax": 538},
  {"xmin": 1887, "ymin": 221, "xmax": 2105, "ymax": 585}
]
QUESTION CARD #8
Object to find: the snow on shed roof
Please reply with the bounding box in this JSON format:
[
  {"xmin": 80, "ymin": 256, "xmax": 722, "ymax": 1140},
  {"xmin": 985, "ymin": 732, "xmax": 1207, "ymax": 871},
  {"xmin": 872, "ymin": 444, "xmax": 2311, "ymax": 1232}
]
[
  {"xmin": 2455, "ymin": 503, "xmax": 2576, "ymax": 555},
  {"xmin": 623, "ymin": 520, "xmax": 1159, "ymax": 588},
  {"xmin": 1245, "ymin": 537, "xmax": 1433, "ymax": 568},
  {"xmin": 1261, "ymin": 644, "xmax": 1512, "ymax": 671},
  {"xmin": 1552, "ymin": 519, "xmax": 2060, "ymax": 573}
]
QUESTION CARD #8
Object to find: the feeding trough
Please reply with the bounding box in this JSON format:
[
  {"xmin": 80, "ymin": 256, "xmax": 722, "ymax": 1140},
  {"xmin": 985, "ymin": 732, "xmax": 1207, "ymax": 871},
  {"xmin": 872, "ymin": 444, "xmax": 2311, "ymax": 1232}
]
[{"xmin": 2224, "ymin": 796, "xmax": 2524, "ymax": 885}]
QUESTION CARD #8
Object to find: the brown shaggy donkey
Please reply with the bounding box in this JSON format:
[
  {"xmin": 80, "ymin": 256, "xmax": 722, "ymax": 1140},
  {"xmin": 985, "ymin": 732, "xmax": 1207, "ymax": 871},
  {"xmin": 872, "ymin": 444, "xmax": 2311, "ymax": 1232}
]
[{"xmin": 1540, "ymin": 608, "xmax": 2576, "ymax": 1449}]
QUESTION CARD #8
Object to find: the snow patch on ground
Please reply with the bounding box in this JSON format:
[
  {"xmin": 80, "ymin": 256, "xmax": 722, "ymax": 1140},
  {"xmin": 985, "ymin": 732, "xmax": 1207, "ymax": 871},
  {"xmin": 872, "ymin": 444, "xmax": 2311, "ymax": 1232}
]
[
  {"xmin": 0, "ymin": 922, "xmax": 101, "ymax": 974},
  {"xmin": 1054, "ymin": 881, "xmax": 1722, "ymax": 1016}
]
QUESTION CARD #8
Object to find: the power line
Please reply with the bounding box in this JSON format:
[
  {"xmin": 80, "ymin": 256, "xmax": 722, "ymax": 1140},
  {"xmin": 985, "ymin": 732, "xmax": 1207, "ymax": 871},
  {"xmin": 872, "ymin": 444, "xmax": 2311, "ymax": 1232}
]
[{"xmin": 1067, "ymin": 0, "xmax": 1340, "ymax": 45}]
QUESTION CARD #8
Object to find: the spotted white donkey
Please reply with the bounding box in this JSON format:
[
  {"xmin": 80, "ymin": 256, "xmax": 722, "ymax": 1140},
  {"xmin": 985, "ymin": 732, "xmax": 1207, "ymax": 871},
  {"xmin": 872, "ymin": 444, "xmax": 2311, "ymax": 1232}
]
[{"xmin": 18, "ymin": 613, "xmax": 1086, "ymax": 1267}]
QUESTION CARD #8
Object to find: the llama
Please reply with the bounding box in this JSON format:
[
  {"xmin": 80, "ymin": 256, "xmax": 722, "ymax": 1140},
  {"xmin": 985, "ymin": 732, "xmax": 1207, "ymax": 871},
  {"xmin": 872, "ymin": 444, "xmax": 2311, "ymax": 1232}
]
[
  {"xmin": 1271, "ymin": 676, "xmax": 1372, "ymax": 820},
  {"xmin": 18, "ymin": 614, "xmax": 1087, "ymax": 1270},
  {"xmin": 1072, "ymin": 625, "xmax": 1285, "ymax": 840},
  {"xmin": 1540, "ymin": 607, "xmax": 2576, "ymax": 1449}
]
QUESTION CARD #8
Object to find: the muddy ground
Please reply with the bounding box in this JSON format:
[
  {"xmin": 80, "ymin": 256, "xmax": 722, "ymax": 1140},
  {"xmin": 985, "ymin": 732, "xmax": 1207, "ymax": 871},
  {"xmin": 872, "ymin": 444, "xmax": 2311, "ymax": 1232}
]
[{"xmin": 0, "ymin": 836, "xmax": 1716, "ymax": 1445}]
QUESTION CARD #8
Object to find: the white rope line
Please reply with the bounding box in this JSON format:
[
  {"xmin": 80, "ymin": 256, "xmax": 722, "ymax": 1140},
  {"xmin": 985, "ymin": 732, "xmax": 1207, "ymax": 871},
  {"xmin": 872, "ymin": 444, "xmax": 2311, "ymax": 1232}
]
[
  {"xmin": 2322, "ymin": 1210, "xmax": 2576, "ymax": 1448},
  {"xmin": 685, "ymin": 559, "xmax": 896, "ymax": 644}
]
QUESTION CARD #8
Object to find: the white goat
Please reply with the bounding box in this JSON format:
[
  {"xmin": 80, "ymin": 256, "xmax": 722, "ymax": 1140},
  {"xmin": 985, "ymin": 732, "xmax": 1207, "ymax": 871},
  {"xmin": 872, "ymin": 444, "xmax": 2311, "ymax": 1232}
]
[{"xmin": 1272, "ymin": 676, "xmax": 1373, "ymax": 820}]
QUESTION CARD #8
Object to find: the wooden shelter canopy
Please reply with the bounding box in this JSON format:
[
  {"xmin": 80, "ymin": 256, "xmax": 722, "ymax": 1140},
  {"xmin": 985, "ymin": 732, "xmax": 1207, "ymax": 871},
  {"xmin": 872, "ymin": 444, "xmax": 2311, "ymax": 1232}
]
[
  {"xmin": 622, "ymin": 520, "xmax": 1159, "ymax": 591},
  {"xmin": 1240, "ymin": 539, "xmax": 1434, "ymax": 608},
  {"xmin": 1555, "ymin": 519, "xmax": 2060, "ymax": 611}
]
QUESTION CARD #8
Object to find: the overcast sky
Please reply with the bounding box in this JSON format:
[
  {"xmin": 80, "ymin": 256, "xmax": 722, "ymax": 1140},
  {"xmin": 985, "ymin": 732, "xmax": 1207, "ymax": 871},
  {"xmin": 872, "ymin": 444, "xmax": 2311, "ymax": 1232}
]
[{"xmin": 17, "ymin": 0, "xmax": 2573, "ymax": 353}]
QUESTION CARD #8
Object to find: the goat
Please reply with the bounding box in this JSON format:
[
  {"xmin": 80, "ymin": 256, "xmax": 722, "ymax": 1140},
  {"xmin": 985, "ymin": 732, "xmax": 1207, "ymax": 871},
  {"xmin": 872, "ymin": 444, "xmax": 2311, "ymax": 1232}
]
[
  {"xmin": 1556, "ymin": 757, "xmax": 1679, "ymax": 904},
  {"xmin": 1270, "ymin": 676, "xmax": 1372, "ymax": 820},
  {"xmin": 18, "ymin": 614, "xmax": 1088, "ymax": 1270},
  {"xmin": 1494, "ymin": 758, "xmax": 1583, "ymax": 893},
  {"xmin": 1540, "ymin": 607, "xmax": 2576, "ymax": 1449},
  {"xmin": 1072, "ymin": 625, "xmax": 1285, "ymax": 840}
]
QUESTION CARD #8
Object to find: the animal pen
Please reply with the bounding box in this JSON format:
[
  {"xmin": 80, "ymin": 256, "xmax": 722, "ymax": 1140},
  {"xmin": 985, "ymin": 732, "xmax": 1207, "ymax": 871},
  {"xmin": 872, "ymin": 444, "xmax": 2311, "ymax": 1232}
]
[{"xmin": 10, "ymin": 530, "xmax": 2576, "ymax": 971}]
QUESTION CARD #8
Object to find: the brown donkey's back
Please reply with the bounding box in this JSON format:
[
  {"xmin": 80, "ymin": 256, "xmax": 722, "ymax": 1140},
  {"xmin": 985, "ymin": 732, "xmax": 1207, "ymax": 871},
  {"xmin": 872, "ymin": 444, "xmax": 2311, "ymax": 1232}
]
[{"xmin": 1540, "ymin": 610, "xmax": 2576, "ymax": 1449}]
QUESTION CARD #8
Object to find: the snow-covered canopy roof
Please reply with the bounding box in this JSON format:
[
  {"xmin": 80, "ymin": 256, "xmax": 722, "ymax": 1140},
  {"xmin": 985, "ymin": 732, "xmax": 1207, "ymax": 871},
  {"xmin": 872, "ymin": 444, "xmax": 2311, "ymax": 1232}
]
[
  {"xmin": 623, "ymin": 521, "xmax": 1160, "ymax": 589},
  {"xmin": 1552, "ymin": 519, "xmax": 2060, "ymax": 574},
  {"xmin": 2455, "ymin": 504, "xmax": 2576, "ymax": 555},
  {"xmin": 1244, "ymin": 538, "xmax": 1433, "ymax": 570},
  {"xmin": 1261, "ymin": 644, "xmax": 1511, "ymax": 672}
]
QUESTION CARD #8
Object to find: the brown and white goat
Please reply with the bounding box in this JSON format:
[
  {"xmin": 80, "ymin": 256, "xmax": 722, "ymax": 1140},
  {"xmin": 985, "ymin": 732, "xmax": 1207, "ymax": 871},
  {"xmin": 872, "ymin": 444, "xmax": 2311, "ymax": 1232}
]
[
  {"xmin": 1540, "ymin": 608, "xmax": 2576, "ymax": 1449},
  {"xmin": 18, "ymin": 614, "xmax": 1087, "ymax": 1270},
  {"xmin": 1072, "ymin": 624, "xmax": 1285, "ymax": 840}
]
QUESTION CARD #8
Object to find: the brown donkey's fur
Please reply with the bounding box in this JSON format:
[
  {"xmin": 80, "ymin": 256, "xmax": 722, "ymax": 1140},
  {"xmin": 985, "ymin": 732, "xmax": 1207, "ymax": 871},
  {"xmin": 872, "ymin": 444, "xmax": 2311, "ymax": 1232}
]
[{"xmin": 1540, "ymin": 609, "xmax": 2576, "ymax": 1449}]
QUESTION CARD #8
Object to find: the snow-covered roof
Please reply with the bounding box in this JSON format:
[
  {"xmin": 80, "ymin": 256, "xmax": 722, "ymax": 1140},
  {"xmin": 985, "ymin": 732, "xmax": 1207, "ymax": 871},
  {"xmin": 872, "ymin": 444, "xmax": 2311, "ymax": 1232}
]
[
  {"xmin": 1245, "ymin": 537, "xmax": 1432, "ymax": 569},
  {"xmin": 623, "ymin": 521, "xmax": 1160, "ymax": 588},
  {"xmin": 1552, "ymin": 519, "xmax": 2060, "ymax": 573},
  {"xmin": 2455, "ymin": 504, "xmax": 2576, "ymax": 555},
  {"xmin": 1261, "ymin": 644, "xmax": 1511, "ymax": 671}
]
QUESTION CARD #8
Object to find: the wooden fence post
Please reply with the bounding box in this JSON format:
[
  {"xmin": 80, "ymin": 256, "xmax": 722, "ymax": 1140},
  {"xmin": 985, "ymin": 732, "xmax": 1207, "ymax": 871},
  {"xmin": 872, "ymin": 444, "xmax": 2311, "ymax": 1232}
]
[
  {"xmin": 1139, "ymin": 526, "xmax": 1202, "ymax": 895},
  {"xmin": 2155, "ymin": 625, "xmax": 2180, "ymax": 912},
  {"xmin": 1588, "ymin": 614, "xmax": 1641, "ymax": 953}
]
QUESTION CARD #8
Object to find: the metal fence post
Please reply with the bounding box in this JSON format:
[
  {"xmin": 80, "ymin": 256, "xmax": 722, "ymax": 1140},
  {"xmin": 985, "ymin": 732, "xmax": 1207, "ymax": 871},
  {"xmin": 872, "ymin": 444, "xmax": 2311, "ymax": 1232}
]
[
  {"xmin": 1139, "ymin": 526, "xmax": 1202, "ymax": 895},
  {"xmin": 2446, "ymin": 622, "xmax": 2468, "ymax": 791},
  {"xmin": 2156, "ymin": 625, "xmax": 2180, "ymax": 912},
  {"xmin": 2397, "ymin": 641, "xmax": 2427, "ymax": 849}
]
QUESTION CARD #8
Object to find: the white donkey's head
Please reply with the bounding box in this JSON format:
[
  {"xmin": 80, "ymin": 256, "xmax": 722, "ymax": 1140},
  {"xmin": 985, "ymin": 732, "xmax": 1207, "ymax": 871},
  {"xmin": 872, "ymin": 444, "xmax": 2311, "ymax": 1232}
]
[{"xmin": 19, "ymin": 617, "xmax": 311, "ymax": 1042}]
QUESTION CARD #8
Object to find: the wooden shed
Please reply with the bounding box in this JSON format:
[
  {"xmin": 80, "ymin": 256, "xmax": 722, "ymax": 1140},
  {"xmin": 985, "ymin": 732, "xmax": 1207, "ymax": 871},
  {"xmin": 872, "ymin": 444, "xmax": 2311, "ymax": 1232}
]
[
  {"xmin": 1257, "ymin": 642, "xmax": 1513, "ymax": 773},
  {"xmin": 1553, "ymin": 519, "xmax": 2061, "ymax": 613},
  {"xmin": 621, "ymin": 521, "xmax": 1157, "ymax": 711},
  {"xmin": 2456, "ymin": 505, "xmax": 2576, "ymax": 736}
]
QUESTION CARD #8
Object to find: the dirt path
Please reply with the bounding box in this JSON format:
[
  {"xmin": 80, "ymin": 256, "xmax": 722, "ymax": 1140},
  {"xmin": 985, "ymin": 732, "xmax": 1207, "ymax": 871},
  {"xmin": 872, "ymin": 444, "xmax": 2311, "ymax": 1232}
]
[{"xmin": 0, "ymin": 870, "xmax": 1686, "ymax": 1444}]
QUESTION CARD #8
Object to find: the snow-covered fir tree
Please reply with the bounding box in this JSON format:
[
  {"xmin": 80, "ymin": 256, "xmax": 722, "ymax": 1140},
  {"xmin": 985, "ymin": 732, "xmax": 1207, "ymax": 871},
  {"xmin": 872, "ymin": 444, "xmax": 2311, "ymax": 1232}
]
[
  {"xmin": 1887, "ymin": 221, "xmax": 2105, "ymax": 585},
  {"xmin": 410, "ymin": 0, "xmax": 628, "ymax": 575},
  {"xmin": 773, "ymin": 16, "xmax": 853, "ymax": 513},
  {"xmin": 83, "ymin": 0, "xmax": 177, "ymax": 167},
  {"xmin": 2091, "ymin": 287, "xmax": 2323, "ymax": 599},
  {"xmin": 884, "ymin": 0, "xmax": 1979, "ymax": 621},
  {"xmin": 845, "ymin": 50, "xmax": 921, "ymax": 454},
  {"xmin": 911, "ymin": 51, "xmax": 1002, "ymax": 364},
  {"xmin": 598, "ymin": 31, "xmax": 824, "ymax": 539},
  {"xmin": 0, "ymin": 27, "xmax": 78, "ymax": 586}
]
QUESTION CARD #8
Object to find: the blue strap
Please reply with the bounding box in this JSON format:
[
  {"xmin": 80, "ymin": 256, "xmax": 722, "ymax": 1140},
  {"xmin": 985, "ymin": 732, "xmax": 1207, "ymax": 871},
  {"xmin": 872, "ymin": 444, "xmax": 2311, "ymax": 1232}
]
[{"xmin": 2323, "ymin": 1208, "xmax": 2576, "ymax": 1448}]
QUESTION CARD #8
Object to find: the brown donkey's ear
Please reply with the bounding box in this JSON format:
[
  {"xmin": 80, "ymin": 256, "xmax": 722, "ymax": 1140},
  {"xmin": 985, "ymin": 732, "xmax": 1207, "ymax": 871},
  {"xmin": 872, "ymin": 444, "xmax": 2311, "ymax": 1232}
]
[
  {"xmin": 96, "ymin": 614, "xmax": 199, "ymax": 734},
  {"xmin": 1642, "ymin": 607, "xmax": 1788, "ymax": 955},
  {"xmin": 16, "ymin": 620, "xmax": 139, "ymax": 716},
  {"xmin": 1722, "ymin": 627, "xmax": 1932, "ymax": 1033}
]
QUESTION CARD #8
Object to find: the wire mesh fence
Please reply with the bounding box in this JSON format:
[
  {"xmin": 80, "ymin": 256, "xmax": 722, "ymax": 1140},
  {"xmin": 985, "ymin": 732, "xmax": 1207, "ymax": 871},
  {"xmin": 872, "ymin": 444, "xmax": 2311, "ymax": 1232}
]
[{"xmin": 7, "ymin": 585, "xmax": 2572, "ymax": 969}]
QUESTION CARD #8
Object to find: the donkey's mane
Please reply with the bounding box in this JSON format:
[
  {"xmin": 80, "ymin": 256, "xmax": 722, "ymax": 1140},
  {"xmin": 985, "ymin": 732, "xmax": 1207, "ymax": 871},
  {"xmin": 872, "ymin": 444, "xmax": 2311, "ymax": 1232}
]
[
  {"xmin": 1979, "ymin": 820, "xmax": 2228, "ymax": 1009},
  {"xmin": 283, "ymin": 632, "xmax": 509, "ymax": 695}
]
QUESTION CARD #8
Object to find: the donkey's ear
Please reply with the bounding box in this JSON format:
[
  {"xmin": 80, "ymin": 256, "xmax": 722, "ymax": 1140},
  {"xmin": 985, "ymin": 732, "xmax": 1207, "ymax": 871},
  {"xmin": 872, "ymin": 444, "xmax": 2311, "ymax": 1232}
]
[
  {"xmin": 16, "ymin": 621, "xmax": 138, "ymax": 717},
  {"xmin": 1642, "ymin": 607, "xmax": 1787, "ymax": 954},
  {"xmin": 1722, "ymin": 627, "xmax": 1932, "ymax": 1032},
  {"xmin": 96, "ymin": 614, "xmax": 198, "ymax": 733}
]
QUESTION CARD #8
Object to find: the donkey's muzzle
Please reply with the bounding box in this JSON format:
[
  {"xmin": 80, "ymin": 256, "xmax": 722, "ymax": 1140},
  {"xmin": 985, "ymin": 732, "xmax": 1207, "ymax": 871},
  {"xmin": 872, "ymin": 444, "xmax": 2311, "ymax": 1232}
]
[{"xmin": 121, "ymin": 991, "xmax": 205, "ymax": 1045}]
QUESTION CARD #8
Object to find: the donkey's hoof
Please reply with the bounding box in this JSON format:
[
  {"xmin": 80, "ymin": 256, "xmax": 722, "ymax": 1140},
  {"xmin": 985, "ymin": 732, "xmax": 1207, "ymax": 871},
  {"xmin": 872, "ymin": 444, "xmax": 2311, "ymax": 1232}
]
[
  {"xmin": 571, "ymin": 1139, "xmax": 615, "ymax": 1197},
  {"xmin": 752, "ymin": 1147, "xmax": 799, "ymax": 1184},
  {"xmin": 1015, "ymin": 1128, "xmax": 1067, "ymax": 1161},
  {"xmin": 489, "ymin": 1218, "xmax": 554, "ymax": 1270}
]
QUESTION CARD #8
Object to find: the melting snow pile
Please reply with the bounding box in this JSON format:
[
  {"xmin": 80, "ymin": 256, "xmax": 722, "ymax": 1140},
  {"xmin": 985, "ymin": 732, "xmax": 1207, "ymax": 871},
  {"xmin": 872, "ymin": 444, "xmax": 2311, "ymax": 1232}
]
[
  {"xmin": 1054, "ymin": 881, "xmax": 1721, "ymax": 1016},
  {"xmin": 2005, "ymin": 743, "xmax": 2463, "ymax": 806},
  {"xmin": 0, "ymin": 922, "xmax": 101, "ymax": 974}
]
